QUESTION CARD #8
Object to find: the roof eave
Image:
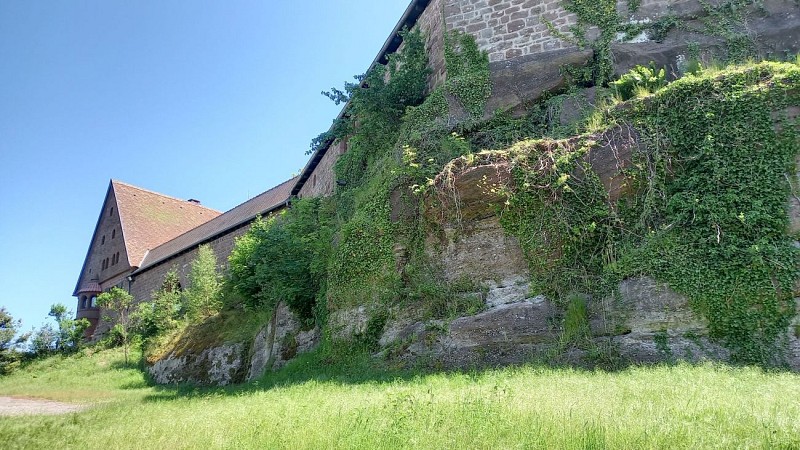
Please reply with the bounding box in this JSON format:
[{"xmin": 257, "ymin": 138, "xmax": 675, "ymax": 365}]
[{"xmin": 290, "ymin": 0, "xmax": 431, "ymax": 196}]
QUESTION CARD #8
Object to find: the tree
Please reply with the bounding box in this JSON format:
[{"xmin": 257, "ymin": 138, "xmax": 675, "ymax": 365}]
[
  {"xmin": 184, "ymin": 245, "xmax": 222, "ymax": 320},
  {"xmin": 28, "ymin": 324, "xmax": 57, "ymax": 356},
  {"xmin": 0, "ymin": 307, "xmax": 28, "ymax": 374},
  {"xmin": 47, "ymin": 303, "xmax": 90, "ymax": 353},
  {"xmin": 136, "ymin": 268, "xmax": 182, "ymax": 340},
  {"xmin": 97, "ymin": 287, "xmax": 135, "ymax": 364}
]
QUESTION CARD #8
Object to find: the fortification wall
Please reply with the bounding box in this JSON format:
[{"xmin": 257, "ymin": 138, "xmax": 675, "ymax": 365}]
[
  {"xmin": 297, "ymin": 140, "xmax": 348, "ymax": 198},
  {"xmin": 128, "ymin": 224, "xmax": 251, "ymax": 304}
]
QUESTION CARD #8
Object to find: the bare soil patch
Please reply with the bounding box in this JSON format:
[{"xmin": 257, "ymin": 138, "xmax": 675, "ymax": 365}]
[{"xmin": 0, "ymin": 396, "xmax": 85, "ymax": 416}]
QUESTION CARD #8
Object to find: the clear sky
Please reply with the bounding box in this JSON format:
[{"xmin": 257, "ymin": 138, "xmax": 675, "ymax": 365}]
[{"xmin": 0, "ymin": 0, "xmax": 412, "ymax": 335}]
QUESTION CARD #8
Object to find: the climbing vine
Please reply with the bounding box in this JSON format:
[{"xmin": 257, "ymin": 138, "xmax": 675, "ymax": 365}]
[{"xmin": 496, "ymin": 61, "xmax": 800, "ymax": 365}]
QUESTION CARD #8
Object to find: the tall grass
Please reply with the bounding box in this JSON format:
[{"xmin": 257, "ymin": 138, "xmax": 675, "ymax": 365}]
[{"xmin": 1, "ymin": 348, "xmax": 799, "ymax": 449}]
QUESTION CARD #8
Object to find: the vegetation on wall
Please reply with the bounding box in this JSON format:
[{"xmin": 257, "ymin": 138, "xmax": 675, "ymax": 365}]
[
  {"xmin": 494, "ymin": 61, "xmax": 800, "ymax": 365},
  {"xmin": 229, "ymin": 199, "xmax": 331, "ymax": 323}
]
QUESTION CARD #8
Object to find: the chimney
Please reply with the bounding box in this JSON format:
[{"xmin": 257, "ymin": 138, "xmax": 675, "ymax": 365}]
[{"xmin": 187, "ymin": 199, "xmax": 201, "ymax": 205}]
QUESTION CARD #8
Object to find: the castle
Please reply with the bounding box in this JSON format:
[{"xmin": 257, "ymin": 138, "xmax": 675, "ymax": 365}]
[{"xmin": 75, "ymin": 0, "xmax": 800, "ymax": 340}]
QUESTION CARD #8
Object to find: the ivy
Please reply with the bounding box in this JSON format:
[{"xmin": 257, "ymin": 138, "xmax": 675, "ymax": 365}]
[
  {"xmin": 495, "ymin": 61, "xmax": 800, "ymax": 366},
  {"xmin": 443, "ymin": 30, "xmax": 492, "ymax": 118}
]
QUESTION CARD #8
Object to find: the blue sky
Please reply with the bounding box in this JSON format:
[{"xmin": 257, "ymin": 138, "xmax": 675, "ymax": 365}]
[{"xmin": 0, "ymin": 0, "xmax": 412, "ymax": 335}]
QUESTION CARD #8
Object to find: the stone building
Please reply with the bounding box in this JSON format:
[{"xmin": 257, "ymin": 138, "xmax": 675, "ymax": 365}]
[
  {"xmin": 293, "ymin": 0, "xmax": 800, "ymax": 200},
  {"xmin": 74, "ymin": 178, "xmax": 295, "ymax": 337},
  {"xmin": 76, "ymin": 0, "xmax": 799, "ymax": 339}
]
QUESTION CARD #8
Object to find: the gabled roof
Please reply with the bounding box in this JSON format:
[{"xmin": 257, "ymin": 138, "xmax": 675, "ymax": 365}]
[
  {"xmin": 113, "ymin": 180, "xmax": 222, "ymax": 267},
  {"xmin": 134, "ymin": 177, "xmax": 298, "ymax": 274},
  {"xmin": 74, "ymin": 180, "xmax": 222, "ymax": 296}
]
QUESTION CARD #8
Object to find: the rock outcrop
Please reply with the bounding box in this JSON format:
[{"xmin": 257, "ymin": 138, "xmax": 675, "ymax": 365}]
[{"xmin": 147, "ymin": 303, "xmax": 319, "ymax": 386}]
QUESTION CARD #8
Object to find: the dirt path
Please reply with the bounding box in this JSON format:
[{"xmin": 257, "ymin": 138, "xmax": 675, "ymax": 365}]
[{"xmin": 0, "ymin": 396, "xmax": 86, "ymax": 416}]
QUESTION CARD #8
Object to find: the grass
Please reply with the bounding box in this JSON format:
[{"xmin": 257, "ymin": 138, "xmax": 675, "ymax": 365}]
[{"xmin": 1, "ymin": 348, "xmax": 800, "ymax": 449}]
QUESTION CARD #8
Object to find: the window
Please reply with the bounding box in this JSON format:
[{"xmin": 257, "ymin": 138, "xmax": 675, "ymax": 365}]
[
  {"xmin": 116, "ymin": 252, "xmax": 120, "ymax": 265},
  {"xmin": 110, "ymin": 207, "xmax": 114, "ymax": 217},
  {"xmin": 112, "ymin": 229, "xmax": 116, "ymax": 239},
  {"xmin": 101, "ymin": 235, "xmax": 105, "ymax": 245},
  {"xmin": 81, "ymin": 296, "xmax": 87, "ymax": 309},
  {"xmin": 90, "ymin": 296, "xmax": 96, "ymax": 307}
]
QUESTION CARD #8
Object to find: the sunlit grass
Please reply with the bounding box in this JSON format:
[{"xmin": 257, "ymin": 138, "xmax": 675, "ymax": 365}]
[{"xmin": 1, "ymin": 348, "xmax": 799, "ymax": 449}]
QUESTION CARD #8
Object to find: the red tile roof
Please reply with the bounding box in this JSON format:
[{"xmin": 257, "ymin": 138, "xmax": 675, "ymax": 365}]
[
  {"xmin": 112, "ymin": 180, "xmax": 222, "ymax": 267},
  {"xmin": 134, "ymin": 177, "xmax": 297, "ymax": 273}
]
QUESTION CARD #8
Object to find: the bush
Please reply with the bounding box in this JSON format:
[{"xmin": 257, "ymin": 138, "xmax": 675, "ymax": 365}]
[{"xmin": 229, "ymin": 199, "xmax": 331, "ymax": 323}]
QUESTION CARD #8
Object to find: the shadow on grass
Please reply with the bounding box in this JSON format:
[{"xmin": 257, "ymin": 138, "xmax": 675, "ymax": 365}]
[
  {"xmin": 136, "ymin": 341, "xmax": 800, "ymax": 404},
  {"xmin": 90, "ymin": 335, "xmax": 800, "ymax": 405},
  {"xmin": 138, "ymin": 348, "xmax": 426, "ymax": 402}
]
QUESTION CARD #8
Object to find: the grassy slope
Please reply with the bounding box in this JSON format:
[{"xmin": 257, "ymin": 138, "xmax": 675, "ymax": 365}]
[{"xmin": 1, "ymin": 349, "xmax": 799, "ymax": 449}]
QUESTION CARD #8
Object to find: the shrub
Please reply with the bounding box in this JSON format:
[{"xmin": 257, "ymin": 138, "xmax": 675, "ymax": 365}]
[{"xmin": 184, "ymin": 245, "xmax": 223, "ymax": 320}]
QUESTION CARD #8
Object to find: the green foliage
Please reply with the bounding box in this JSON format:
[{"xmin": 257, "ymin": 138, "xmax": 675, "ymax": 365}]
[
  {"xmin": 562, "ymin": 294, "xmax": 592, "ymax": 345},
  {"xmin": 557, "ymin": 0, "xmax": 620, "ymax": 85},
  {"xmin": 184, "ymin": 244, "xmax": 223, "ymax": 320},
  {"xmin": 135, "ymin": 268, "xmax": 182, "ymax": 341},
  {"xmin": 229, "ymin": 199, "xmax": 331, "ymax": 322},
  {"xmin": 47, "ymin": 303, "xmax": 90, "ymax": 354},
  {"xmin": 28, "ymin": 325, "xmax": 58, "ymax": 356},
  {"xmin": 443, "ymin": 30, "xmax": 492, "ymax": 118},
  {"xmin": 499, "ymin": 61, "xmax": 800, "ymax": 365},
  {"xmin": 24, "ymin": 304, "xmax": 90, "ymax": 357},
  {"xmin": 352, "ymin": 310, "xmax": 389, "ymax": 352},
  {"xmin": 610, "ymin": 64, "xmax": 667, "ymax": 101},
  {"xmin": 97, "ymin": 287, "xmax": 136, "ymax": 364},
  {"xmin": 0, "ymin": 307, "xmax": 27, "ymax": 374},
  {"xmin": 501, "ymin": 138, "xmax": 619, "ymax": 300},
  {"xmin": 312, "ymin": 28, "xmax": 430, "ymax": 189}
]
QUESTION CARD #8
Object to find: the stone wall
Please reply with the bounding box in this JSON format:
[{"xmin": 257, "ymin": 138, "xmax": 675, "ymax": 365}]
[
  {"xmin": 89, "ymin": 223, "xmax": 252, "ymax": 338},
  {"xmin": 444, "ymin": 0, "xmax": 579, "ymax": 63},
  {"xmin": 128, "ymin": 224, "xmax": 251, "ymax": 304},
  {"xmin": 75, "ymin": 188, "xmax": 133, "ymax": 336},
  {"xmin": 297, "ymin": 140, "xmax": 348, "ymax": 199},
  {"xmin": 418, "ymin": 0, "xmax": 448, "ymax": 88}
]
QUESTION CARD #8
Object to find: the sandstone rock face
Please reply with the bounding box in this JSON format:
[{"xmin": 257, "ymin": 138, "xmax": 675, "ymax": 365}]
[
  {"xmin": 247, "ymin": 303, "xmax": 320, "ymax": 380},
  {"xmin": 149, "ymin": 343, "xmax": 246, "ymax": 386},
  {"xmin": 603, "ymin": 277, "xmax": 729, "ymax": 363},
  {"xmin": 486, "ymin": 49, "xmax": 593, "ymax": 115},
  {"xmin": 328, "ymin": 305, "xmax": 370, "ymax": 340},
  {"xmin": 434, "ymin": 217, "xmax": 530, "ymax": 284},
  {"xmin": 149, "ymin": 303, "xmax": 319, "ymax": 386},
  {"xmin": 787, "ymin": 299, "xmax": 800, "ymax": 371},
  {"xmin": 383, "ymin": 293, "xmax": 560, "ymax": 369}
]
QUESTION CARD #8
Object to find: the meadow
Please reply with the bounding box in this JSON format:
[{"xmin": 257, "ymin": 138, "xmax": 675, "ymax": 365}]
[{"xmin": 1, "ymin": 348, "xmax": 799, "ymax": 449}]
